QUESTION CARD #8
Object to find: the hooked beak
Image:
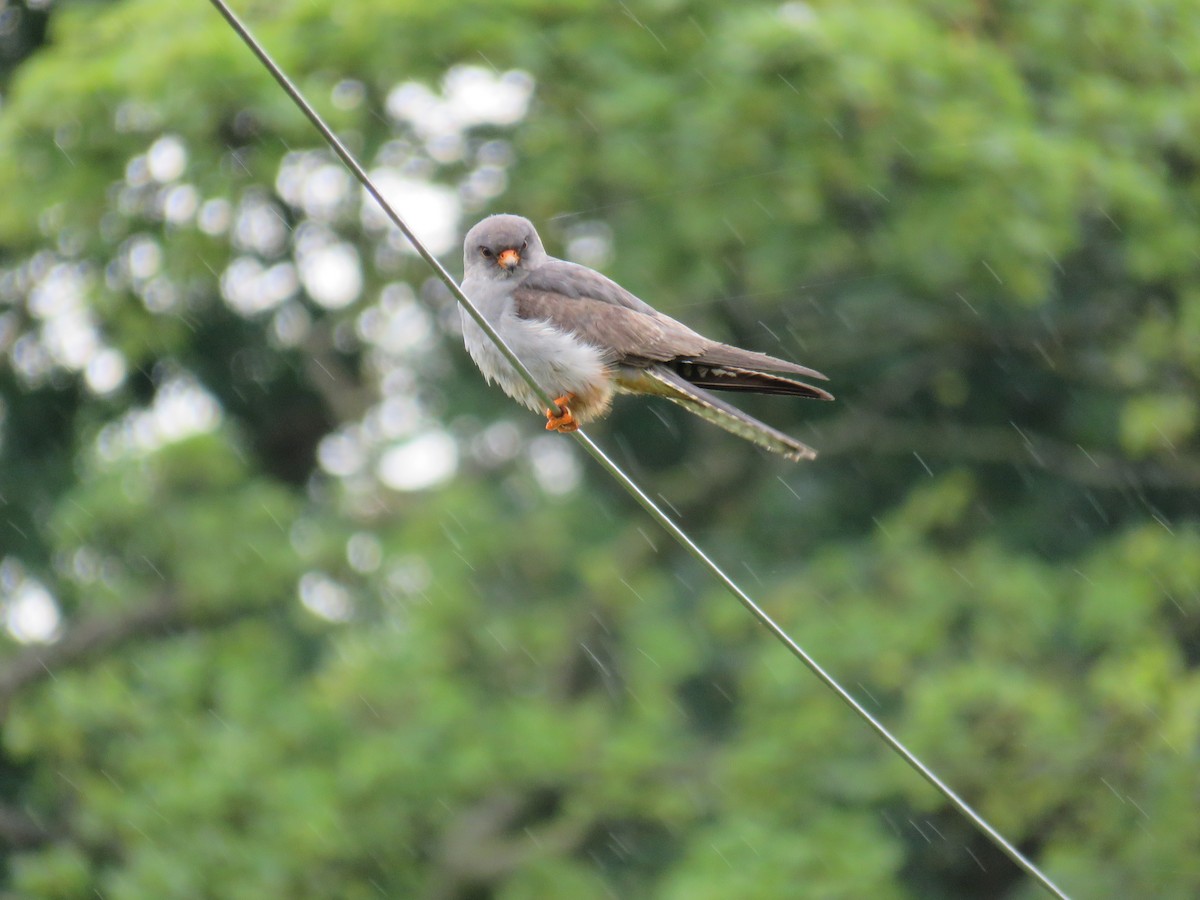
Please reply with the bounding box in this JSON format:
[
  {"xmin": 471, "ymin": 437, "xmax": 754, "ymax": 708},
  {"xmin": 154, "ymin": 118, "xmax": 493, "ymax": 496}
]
[{"xmin": 497, "ymin": 248, "xmax": 520, "ymax": 271}]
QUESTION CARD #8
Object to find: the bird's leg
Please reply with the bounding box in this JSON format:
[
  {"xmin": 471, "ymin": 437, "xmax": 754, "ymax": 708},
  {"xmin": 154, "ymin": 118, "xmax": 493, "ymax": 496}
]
[{"xmin": 544, "ymin": 393, "xmax": 578, "ymax": 432}]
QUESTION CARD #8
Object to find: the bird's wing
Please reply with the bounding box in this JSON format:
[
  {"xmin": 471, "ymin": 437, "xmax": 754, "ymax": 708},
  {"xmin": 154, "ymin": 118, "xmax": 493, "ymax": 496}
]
[
  {"xmin": 521, "ymin": 259, "xmax": 659, "ymax": 314},
  {"xmin": 682, "ymin": 343, "xmax": 828, "ymax": 381},
  {"xmin": 516, "ymin": 285, "xmax": 835, "ymax": 391},
  {"xmin": 519, "ymin": 263, "xmax": 828, "ymax": 382},
  {"xmin": 513, "ymin": 288, "xmax": 708, "ymax": 364},
  {"xmin": 670, "ymin": 362, "xmax": 833, "ymax": 401},
  {"xmin": 639, "ymin": 365, "xmax": 818, "ymax": 461}
]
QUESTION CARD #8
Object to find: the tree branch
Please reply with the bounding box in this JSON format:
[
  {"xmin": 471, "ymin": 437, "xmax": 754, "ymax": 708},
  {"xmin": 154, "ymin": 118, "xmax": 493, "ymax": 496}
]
[
  {"xmin": 423, "ymin": 790, "xmax": 590, "ymax": 900},
  {"xmin": 0, "ymin": 802, "xmax": 55, "ymax": 850},
  {"xmin": 0, "ymin": 594, "xmax": 265, "ymax": 720}
]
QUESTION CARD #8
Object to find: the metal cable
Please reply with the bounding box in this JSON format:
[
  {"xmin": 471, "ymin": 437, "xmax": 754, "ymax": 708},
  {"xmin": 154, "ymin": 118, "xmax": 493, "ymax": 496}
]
[{"xmin": 206, "ymin": 3, "xmax": 1070, "ymax": 896}]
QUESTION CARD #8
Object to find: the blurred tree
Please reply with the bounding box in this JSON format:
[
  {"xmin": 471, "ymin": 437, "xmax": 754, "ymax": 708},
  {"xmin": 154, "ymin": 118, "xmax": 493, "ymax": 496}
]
[
  {"xmin": 0, "ymin": 1, "xmax": 49, "ymax": 91},
  {"xmin": 0, "ymin": 0, "xmax": 1197, "ymax": 898}
]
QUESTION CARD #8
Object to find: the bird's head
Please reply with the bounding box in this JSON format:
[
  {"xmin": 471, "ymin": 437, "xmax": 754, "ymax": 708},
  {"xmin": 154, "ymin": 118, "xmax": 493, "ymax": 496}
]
[{"xmin": 463, "ymin": 214, "xmax": 546, "ymax": 279}]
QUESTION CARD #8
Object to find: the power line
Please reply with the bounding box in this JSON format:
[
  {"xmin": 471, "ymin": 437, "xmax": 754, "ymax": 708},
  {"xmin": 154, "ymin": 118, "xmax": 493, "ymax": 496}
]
[{"xmin": 205, "ymin": 3, "xmax": 1070, "ymax": 897}]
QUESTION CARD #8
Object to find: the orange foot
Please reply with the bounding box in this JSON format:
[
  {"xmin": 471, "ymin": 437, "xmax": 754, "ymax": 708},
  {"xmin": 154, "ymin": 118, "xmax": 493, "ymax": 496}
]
[{"xmin": 545, "ymin": 393, "xmax": 579, "ymax": 433}]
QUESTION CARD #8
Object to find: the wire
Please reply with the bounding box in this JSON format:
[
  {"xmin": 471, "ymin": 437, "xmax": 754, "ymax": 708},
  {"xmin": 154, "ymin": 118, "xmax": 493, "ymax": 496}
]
[{"xmin": 206, "ymin": 3, "xmax": 1071, "ymax": 897}]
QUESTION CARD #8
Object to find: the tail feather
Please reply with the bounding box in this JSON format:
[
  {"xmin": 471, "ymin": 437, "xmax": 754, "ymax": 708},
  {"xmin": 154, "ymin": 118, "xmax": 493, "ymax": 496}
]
[
  {"xmin": 671, "ymin": 361, "xmax": 834, "ymax": 400},
  {"xmin": 642, "ymin": 366, "xmax": 818, "ymax": 461}
]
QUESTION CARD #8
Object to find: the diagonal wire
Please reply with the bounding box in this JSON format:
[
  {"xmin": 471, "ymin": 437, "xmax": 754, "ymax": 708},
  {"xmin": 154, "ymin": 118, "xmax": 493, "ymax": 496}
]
[{"xmin": 205, "ymin": 3, "xmax": 1070, "ymax": 897}]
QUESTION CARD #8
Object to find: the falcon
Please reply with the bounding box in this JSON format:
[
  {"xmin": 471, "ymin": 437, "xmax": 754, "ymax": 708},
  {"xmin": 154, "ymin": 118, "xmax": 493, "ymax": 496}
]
[{"xmin": 460, "ymin": 214, "xmax": 832, "ymax": 461}]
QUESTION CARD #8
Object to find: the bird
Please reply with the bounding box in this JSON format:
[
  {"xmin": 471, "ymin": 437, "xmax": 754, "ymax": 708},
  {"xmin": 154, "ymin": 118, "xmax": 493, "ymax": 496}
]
[{"xmin": 459, "ymin": 214, "xmax": 833, "ymax": 461}]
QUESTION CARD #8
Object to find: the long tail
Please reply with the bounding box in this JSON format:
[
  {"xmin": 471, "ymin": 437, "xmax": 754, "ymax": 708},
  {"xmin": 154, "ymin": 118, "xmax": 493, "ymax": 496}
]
[{"xmin": 641, "ymin": 366, "xmax": 820, "ymax": 461}]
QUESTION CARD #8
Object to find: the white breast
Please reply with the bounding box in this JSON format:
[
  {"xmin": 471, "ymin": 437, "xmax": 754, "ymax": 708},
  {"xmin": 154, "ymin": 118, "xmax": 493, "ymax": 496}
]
[{"xmin": 460, "ymin": 274, "xmax": 611, "ymax": 414}]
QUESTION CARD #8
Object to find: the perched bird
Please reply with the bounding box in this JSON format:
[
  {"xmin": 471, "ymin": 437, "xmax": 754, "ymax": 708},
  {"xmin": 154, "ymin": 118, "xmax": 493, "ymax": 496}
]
[{"xmin": 460, "ymin": 214, "xmax": 833, "ymax": 461}]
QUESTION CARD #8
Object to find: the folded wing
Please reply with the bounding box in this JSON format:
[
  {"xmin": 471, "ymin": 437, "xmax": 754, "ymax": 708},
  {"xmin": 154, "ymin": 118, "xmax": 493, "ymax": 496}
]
[{"xmin": 513, "ymin": 287, "xmax": 830, "ymax": 397}]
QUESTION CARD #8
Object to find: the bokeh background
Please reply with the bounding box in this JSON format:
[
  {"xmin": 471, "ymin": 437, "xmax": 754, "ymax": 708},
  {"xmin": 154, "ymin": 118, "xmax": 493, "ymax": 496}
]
[{"xmin": 1, "ymin": 1, "xmax": 1198, "ymax": 897}]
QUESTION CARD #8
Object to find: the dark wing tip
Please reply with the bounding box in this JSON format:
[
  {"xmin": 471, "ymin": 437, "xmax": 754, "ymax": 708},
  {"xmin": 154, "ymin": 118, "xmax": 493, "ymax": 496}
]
[
  {"xmin": 688, "ymin": 342, "xmax": 829, "ymax": 382},
  {"xmin": 673, "ymin": 361, "xmax": 835, "ymax": 401}
]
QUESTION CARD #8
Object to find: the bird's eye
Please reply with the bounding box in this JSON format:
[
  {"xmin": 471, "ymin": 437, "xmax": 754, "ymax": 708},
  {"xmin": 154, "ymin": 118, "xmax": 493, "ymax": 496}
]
[
  {"xmin": 521, "ymin": 239, "xmax": 528, "ymax": 251},
  {"xmin": 480, "ymin": 247, "xmax": 493, "ymax": 258}
]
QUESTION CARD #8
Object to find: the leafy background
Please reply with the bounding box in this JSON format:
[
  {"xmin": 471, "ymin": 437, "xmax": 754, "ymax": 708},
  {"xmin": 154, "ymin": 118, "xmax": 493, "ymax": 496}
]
[{"xmin": 1, "ymin": 0, "xmax": 1198, "ymax": 897}]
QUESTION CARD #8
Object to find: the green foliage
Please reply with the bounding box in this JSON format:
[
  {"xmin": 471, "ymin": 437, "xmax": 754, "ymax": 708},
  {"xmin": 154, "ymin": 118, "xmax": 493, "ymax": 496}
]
[{"xmin": 0, "ymin": 0, "xmax": 1197, "ymax": 898}]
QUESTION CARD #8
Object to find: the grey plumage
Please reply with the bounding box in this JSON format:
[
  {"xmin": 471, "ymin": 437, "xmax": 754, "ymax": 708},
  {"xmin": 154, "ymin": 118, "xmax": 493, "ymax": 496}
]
[
  {"xmin": 460, "ymin": 214, "xmax": 832, "ymax": 460},
  {"xmin": 638, "ymin": 366, "xmax": 819, "ymax": 461}
]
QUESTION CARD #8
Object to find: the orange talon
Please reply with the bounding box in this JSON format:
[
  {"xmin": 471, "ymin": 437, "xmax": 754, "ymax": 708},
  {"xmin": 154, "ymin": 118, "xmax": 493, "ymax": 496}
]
[{"xmin": 545, "ymin": 393, "xmax": 578, "ymax": 433}]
